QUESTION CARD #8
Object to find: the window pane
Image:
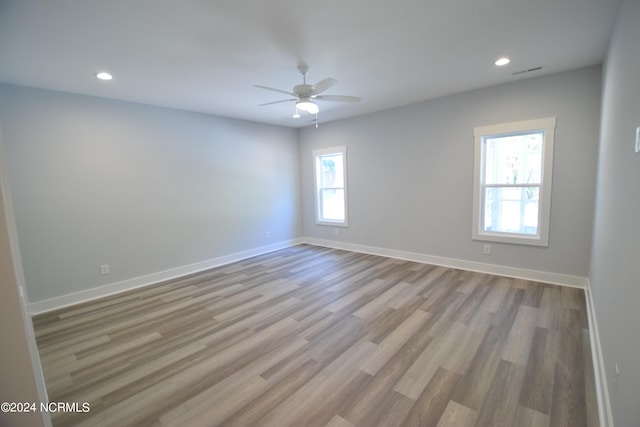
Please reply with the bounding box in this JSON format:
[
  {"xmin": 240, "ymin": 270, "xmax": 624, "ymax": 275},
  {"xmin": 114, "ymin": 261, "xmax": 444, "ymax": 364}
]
[
  {"xmin": 484, "ymin": 132, "xmax": 543, "ymax": 185},
  {"xmin": 321, "ymin": 188, "xmax": 345, "ymax": 221},
  {"xmin": 319, "ymin": 154, "xmax": 344, "ymax": 188},
  {"xmin": 484, "ymin": 187, "xmax": 539, "ymax": 235}
]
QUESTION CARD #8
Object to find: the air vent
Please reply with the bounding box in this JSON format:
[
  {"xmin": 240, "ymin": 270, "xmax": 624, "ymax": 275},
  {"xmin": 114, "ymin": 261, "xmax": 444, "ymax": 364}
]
[{"xmin": 512, "ymin": 66, "xmax": 543, "ymax": 76}]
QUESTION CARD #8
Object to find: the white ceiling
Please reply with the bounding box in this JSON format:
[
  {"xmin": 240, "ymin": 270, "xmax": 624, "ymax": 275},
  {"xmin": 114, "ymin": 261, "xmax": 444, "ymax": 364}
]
[{"xmin": 0, "ymin": 0, "xmax": 620, "ymax": 128}]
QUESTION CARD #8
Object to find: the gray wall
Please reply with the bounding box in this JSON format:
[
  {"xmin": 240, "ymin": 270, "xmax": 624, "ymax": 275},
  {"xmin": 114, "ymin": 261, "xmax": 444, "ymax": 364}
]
[
  {"xmin": 590, "ymin": 0, "xmax": 640, "ymax": 425},
  {"xmin": 0, "ymin": 84, "xmax": 300, "ymax": 303},
  {"xmin": 300, "ymin": 66, "xmax": 601, "ymax": 277}
]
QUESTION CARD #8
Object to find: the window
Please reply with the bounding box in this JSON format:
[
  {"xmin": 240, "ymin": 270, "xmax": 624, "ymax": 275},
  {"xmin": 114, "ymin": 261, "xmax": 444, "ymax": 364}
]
[
  {"xmin": 313, "ymin": 146, "xmax": 348, "ymax": 226},
  {"xmin": 472, "ymin": 117, "xmax": 556, "ymax": 246}
]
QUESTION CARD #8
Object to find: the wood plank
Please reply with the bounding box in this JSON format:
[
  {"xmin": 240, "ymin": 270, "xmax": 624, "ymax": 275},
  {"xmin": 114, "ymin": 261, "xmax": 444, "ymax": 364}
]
[
  {"xmin": 257, "ymin": 339, "xmax": 378, "ymax": 427},
  {"xmin": 223, "ymin": 359, "xmax": 321, "ymax": 426},
  {"xmin": 502, "ymin": 304, "xmax": 538, "ymax": 366},
  {"xmin": 435, "ymin": 401, "xmax": 477, "ymax": 427},
  {"xmin": 400, "ymin": 367, "xmax": 462, "ymax": 427},
  {"xmin": 359, "ymin": 309, "xmax": 429, "ymax": 375},
  {"xmin": 339, "ymin": 322, "xmax": 434, "ymax": 425},
  {"xmin": 325, "ymin": 415, "xmax": 356, "ymax": 427},
  {"xmin": 515, "ymin": 405, "xmax": 551, "ymax": 427},
  {"xmin": 394, "ymin": 320, "xmax": 485, "ymax": 400},
  {"xmin": 519, "ymin": 327, "xmax": 559, "ymax": 414},
  {"xmin": 448, "ymin": 325, "xmax": 504, "ymax": 411},
  {"xmin": 474, "ymin": 359, "xmax": 525, "ymax": 427},
  {"xmin": 550, "ymin": 308, "xmax": 587, "ymax": 426}
]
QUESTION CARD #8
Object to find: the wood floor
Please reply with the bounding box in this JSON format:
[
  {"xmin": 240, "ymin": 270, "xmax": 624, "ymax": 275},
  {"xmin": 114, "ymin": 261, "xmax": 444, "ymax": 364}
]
[{"xmin": 32, "ymin": 244, "xmax": 599, "ymax": 427}]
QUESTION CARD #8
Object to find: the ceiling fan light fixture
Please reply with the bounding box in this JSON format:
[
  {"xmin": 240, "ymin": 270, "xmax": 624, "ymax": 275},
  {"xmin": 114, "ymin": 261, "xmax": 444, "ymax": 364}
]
[{"xmin": 296, "ymin": 99, "xmax": 319, "ymax": 114}]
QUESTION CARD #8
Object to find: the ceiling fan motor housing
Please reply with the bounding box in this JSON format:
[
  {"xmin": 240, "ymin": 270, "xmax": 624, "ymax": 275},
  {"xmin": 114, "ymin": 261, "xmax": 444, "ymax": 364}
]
[{"xmin": 294, "ymin": 84, "xmax": 314, "ymax": 97}]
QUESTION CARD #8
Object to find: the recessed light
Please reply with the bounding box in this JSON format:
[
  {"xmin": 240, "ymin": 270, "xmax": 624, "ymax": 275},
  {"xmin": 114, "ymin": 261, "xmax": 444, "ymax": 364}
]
[
  {"xmin": 495, "ymin": 57, "xmax": 510, "ymax": 66},
  {"xmin": 96, "ymin": 72, "xmax": 113, "ymax": 81}
]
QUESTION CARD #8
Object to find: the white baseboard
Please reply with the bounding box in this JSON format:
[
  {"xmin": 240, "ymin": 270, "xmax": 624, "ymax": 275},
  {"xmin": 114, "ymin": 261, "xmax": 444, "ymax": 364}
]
[
  {"xmin": 302, "ymin": 237, "xmax": 588, "ymax": 288},
  {"xmin": 26, "ymin": 238, "xmax": 302, "ymax": 315},
  {"xmin": 584, "ymin": 281, "xmax": 614, "ymax": 427},
  {"xmin": 26, "ymin": 236, "xmax": 589, "ymax": 315},
  {"xmin": 26, "ymin": 236, "xmax": 589, "ymax": 316}
]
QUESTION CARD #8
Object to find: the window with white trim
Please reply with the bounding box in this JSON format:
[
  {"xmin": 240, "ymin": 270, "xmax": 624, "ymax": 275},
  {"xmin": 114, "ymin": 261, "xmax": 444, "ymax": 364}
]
[
  {"xmin": 313, "ymin": 146, "xmax": 348, "ymax": 226},
  {"xmin": 472, "ymin": 117, "xmax": 556, "ymax": 246}
]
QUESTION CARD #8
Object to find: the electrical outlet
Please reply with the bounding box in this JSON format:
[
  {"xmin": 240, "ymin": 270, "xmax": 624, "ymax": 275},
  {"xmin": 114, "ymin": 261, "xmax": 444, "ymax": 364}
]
[
  {"xmin": 265, "ymin": 231, "xmax": 271, "ymax": 238},
  {"xmin": 483, "ymin": 244, "xmax": 491, "ymax": 255},
  {"xmin": 334, "ymin": 228, "xmax": 339, "ymax": 236},
  {"xmin": 100, "ymin": 264, "xmax": 110, "ymax": 275},
  {"xmin": 636, "ymin": 127, "xmax": 640, "ymax": 153}
]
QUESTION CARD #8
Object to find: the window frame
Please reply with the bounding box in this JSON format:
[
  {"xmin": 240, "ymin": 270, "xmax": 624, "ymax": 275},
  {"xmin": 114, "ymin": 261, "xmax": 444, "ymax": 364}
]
[
  {"xmin": 472, "ymin": 117, "xmax": 556, "ymax": 246},
  {"xmin": 313, "ymin": 146, "xmax": 348, "ymax": 227}
]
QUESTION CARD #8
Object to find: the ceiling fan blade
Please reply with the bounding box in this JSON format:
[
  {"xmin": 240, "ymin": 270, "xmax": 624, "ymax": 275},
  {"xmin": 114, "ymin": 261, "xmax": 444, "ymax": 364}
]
[
  {"xmin": 311, "ymin": 78, "xmax": 337, "ymax": 95},
  {"xmin": 314, "ymin": 95, "xmax": 361, "ymax": 102},
  {"xmin": 254, "ymin": 85, "xmax": 296, "ymax": 97},
  {"xmin": 258, "ymin": 99, "xmax": 297, "ymax": 106}
]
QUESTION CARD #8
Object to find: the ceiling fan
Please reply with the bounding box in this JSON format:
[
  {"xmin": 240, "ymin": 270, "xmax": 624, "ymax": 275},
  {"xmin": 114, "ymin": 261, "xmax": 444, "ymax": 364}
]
[{"xmin": 254, "ymin": 64, "xmax": 361, "ymax": 118}]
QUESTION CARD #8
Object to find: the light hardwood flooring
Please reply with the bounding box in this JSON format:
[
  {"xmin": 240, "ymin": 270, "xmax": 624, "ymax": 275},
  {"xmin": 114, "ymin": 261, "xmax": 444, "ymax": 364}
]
[{"xmin": 32, "ymin": 244, "xmax": 599, "ymax": 426}]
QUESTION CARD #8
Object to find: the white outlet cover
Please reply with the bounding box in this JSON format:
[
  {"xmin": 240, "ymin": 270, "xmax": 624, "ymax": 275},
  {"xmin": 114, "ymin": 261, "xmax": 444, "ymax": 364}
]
[{"xmin": 636, "ymin": 126, "xmax": 640, "ymax": 153}]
